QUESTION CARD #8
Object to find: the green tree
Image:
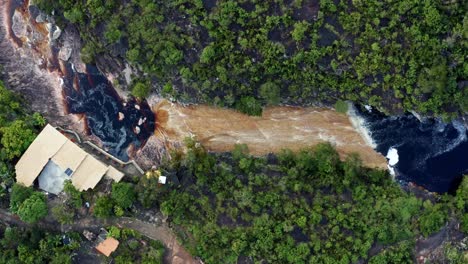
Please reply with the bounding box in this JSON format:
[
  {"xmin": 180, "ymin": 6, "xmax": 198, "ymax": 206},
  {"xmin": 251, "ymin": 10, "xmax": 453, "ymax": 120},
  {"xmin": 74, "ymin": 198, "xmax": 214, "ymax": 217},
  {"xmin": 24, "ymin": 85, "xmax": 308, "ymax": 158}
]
[
  {"xmin": 0, "ymin": 120, "xmax": 36, "ymax": 160},
  {"xmin": 136, "ymin": 174, "xmax": 165, "ymax": 208},
  {"xmin": 63, "ymin": 180, "xmax": 82, "ymax": 208},
  {"xmin": 17, "ymin": 192, "xmax": 48, "ymax": 223},
  {"xmin": 259, "ymin": 82, "xmax": 280, "ymax": 105},
  {"xmin": 111, "ymin": 182, "xmax": 136, "ymax": 209},
  {"xmin": 9, "ymin": 183, "xmax": 33, "ymax": 213},
  {"xmin": 132, "ymin": 82, "xmax": 151, "ymax": 99},
  {"xmin": 236, "ymin": 96, "xmax": 262, "ymax": 116},
  {"xmin": 419, "ymin": 204, "xmax": 447, "ymax": 237},
  {"xmin": 291, "ymin": 21, "xmax": 309, "ymax": 42},
  {"xmin": 200, "ymin": 45, "xmax": 216, "ymax": 63},
  {"xmin": 93, "ymin": 196, "xmax": 114, "ymax": 218}
]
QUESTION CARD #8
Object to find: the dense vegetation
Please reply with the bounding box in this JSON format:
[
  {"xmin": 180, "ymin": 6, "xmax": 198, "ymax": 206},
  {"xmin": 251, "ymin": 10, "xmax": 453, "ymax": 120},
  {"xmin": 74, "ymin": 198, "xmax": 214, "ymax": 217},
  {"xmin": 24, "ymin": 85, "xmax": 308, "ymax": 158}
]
[
  {"xmin": 36, "ymin": 0, "xmax": 467, "ymax": 117},
  {"xmin": 0, "ymin": 80, "xmax": 44, "ymax": 208},
  {"xmin": 106, "ymin": 226, "xmax": 165, "ymax": 264},
  {"xmin": 0, "ymin": 225, "xmax": 79, "ymax": 263},
  {"xmin": 154, "ymin": 140, "xmax": 467, "ymax": 263}
]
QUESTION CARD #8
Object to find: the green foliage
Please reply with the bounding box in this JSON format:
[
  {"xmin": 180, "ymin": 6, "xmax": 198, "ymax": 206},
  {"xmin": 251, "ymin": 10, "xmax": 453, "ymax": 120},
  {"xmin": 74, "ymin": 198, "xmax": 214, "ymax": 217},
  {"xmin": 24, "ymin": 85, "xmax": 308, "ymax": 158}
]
[
  {"xmin": 111, "ymin": 182, "xmax": 136, "ymax": 209},
  {"xmin": 0, "ymin": 120, "xmax": 36, "ymax": 160},
  {"xmin": 93, "ymin": 196, "xmax": 114, "ymax": 218},
  {"xmin": 291, "ymin": 21, "xmax": 309, "ymax": 42},
  {"xmin": 419, "ymin": 202, "xmax": 447, "ymax": 237},
  {"xmin": 136, "ymin": 174, "xmax": 166, "ymax": 208},
  {"xmin": 369, "ymin": 241, "xmax": 413, "ymax": 264},
  {"xmin": 108, "ymin": 226, "xmax": 121, "ymax": 239},
  {"xmin": 236, "ymin": 96, "xmax": 262, "ymax": 116},
  {"xmin": 157, "ymin": 142, "xmax": 455, "ymax": 263},
  {"xmin": 132, "ymin": 82, "xmax": 151, "ymax": 99},
  {"xmin": 334, "ymin": 100, "xmax": 348, "ymax": 113},
  {"xmin": 63, "ymin": 180, "xmax": 82, "ymax": 208},
  {"xmin": 16, "ymin": 192, "xmax": 48, "ymax": 223},
  {"xmin": 9, "ymin": 183, "xmax": 33, "ymax": 213},
  {"xmin": 110, "ymin": 228, "xmax": 165, "ymax": 263},
  {"xmin": 259, "ymin": 82, "xmax": 280, "ymax": 105},
  {"xmin": 41, "ymin": 0, "xmax": 467, "ymax": 117},
  {"xmin": 0, "ymin": 226, "xmax": 76, "ymax": 264},
  {"xmin": 51, "ymin": 204, "xmax": 74, "ymax": 224},
  {"xmin": 200, "ymin": 45, "xmax": 216, "ymax": 64}
]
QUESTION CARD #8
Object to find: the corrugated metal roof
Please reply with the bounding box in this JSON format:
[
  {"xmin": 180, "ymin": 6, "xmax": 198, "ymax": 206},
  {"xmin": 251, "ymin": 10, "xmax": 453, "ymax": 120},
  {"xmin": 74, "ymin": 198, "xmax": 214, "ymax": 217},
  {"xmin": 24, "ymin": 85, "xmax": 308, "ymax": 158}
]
[
  {"xmin": 105, "ymin": 166, "xmax": 125, "ymax": 182},
  {"xmin": 15, "ymin": 124, "xmax": 124, "ymax": 191},
  {"xmin": 71, "ymin": 155, "xmax": 109, "ymax": 191},
  {"xmin": 51, "ymin": 140, "xmax": 88, "ymax": 173},
  {"xmin": 15, "ymin": 124, "xmax": 68, "ymax": 186}
]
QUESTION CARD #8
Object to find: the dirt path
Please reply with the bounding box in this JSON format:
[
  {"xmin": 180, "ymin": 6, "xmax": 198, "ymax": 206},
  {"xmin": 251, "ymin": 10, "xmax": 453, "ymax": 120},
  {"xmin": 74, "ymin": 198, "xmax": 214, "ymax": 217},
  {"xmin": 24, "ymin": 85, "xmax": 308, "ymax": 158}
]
[{"xmin": 0, "ymin": 208, "xmax": 199, "ymax": 264}]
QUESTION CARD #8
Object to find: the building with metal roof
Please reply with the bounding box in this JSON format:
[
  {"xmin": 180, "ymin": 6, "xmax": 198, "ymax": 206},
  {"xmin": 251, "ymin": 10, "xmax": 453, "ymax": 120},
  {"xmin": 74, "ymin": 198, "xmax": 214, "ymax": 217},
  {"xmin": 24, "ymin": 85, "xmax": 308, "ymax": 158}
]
[{"xmin": 15, "ymin": 124, "xmax": 124, "ymax": 194}]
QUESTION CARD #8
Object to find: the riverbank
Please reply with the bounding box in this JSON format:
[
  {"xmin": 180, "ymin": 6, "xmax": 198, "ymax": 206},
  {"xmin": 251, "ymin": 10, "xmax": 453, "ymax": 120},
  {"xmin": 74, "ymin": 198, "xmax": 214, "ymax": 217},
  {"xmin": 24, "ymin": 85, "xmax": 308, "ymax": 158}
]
[{"xmin": 0, "ymin": 1, "xmax": 388, "ymax": 170}]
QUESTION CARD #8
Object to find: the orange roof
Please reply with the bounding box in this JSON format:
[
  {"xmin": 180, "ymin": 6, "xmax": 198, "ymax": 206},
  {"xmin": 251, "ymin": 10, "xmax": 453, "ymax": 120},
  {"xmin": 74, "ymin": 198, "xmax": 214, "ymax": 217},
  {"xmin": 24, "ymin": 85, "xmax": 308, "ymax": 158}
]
[{"xmin": 95, "ymin": 237, "xmax": 119, "ymax": 257}]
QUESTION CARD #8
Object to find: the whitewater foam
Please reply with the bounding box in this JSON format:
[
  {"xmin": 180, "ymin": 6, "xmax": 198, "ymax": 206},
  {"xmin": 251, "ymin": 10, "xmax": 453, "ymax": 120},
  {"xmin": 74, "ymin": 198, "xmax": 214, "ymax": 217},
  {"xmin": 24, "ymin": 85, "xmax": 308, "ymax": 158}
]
[
  {"xmin": 347, "ymin": 103, "xmax": 377, "ymax": 149},
  {"xmin": 386, "ymin": 147, "xmax": 399, "ymax": 176},
  {"xmin": 386, "ymin": 147, "xmax": 399, "ymax": 166}
]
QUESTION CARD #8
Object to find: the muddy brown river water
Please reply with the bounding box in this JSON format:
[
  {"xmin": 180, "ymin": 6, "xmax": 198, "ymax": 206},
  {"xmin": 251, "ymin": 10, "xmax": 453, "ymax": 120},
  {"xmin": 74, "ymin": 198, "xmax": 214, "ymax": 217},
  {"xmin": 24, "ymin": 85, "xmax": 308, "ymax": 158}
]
[{"xmin": 155, "ymin": 100, "xmax": 387, "ymax": 168}]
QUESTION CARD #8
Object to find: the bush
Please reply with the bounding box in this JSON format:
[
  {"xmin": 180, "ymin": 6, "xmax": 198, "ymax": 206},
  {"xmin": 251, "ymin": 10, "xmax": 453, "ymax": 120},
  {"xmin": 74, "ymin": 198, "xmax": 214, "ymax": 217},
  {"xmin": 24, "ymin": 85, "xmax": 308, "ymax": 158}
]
[
  {"xmin": 94, "ymin": 196, "xmax": 114, "ymax": 218},
  {"xmin": 236, "ymin": 96, "xmax": 262, "ymax": 116},
  {"xmin": 111, "ymin": 182, "xmax": 136, "ymax": 209},
  {"xmin": 17, "ymin": 192, "xmax": 48, "ymax": 223},
  {"xmin": 132, "ymin": 82, "xmax": 151, "ymax": 99},
  {"xmin": 334, "ymin": 100, "xmax": 348, "ymax": 113},
  {"xmin": 259, "ymin": 82, "xmax": 280, "ymax": 105},
  {"xmin": 9, "ymin": 183, "xmax": 33, "ymax": 213}
]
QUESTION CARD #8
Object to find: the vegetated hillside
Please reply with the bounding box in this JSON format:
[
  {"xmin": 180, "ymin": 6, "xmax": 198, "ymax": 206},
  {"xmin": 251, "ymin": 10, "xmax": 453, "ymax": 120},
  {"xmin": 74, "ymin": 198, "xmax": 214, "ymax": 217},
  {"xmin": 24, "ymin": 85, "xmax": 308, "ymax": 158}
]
[
  {"xmin": 35, "ymin": 0, "xmax": 467, "ymax": 117},
  {"xmin": 0, "ymin": 79, "xmax": 45, "ymax": 207},
  {"xmin": 158, "ymin": 140, "xmax": 468, "ymax": 263}
]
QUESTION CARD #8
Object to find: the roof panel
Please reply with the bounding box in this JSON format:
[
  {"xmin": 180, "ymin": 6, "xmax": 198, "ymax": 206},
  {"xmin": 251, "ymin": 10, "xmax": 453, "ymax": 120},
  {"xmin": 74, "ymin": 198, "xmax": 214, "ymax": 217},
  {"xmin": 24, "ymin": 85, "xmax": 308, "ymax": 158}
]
[
  {"xmin": 71, "ymin": 155, "xmax": 109, "ymax": 191},
  {"xmin": 105, "ymin": 166, "xmax": 124, "ymax": 182},
  {"xmin": 95, "ymin": 237, "xmax": 119, "ymax": 257},
  {"xmin": 15, "ymin": 124, "xmax": 68, "ymax": 186},
  {"xmin": 51, "ymin": 140, "xmax": 87, "ymax": 172}
]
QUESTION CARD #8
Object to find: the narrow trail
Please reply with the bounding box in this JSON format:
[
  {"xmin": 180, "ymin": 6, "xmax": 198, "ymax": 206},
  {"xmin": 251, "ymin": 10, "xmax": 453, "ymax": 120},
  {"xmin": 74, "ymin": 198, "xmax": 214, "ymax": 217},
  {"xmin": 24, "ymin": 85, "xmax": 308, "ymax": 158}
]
[{"xmin": 0, "ymin": 208, "xmax": 200, "ymax": 264}]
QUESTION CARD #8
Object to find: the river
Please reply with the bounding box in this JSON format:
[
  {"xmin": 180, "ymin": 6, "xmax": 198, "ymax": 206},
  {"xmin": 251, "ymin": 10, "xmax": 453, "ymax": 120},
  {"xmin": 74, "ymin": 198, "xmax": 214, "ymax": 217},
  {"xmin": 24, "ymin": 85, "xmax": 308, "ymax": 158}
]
[
  {"xmin": 1, "ymin": 0, "xmax": 466, "ymax": 193},
  {"xmin": 356, "ymin": 106, "xmax": 468, "ymax": 193}
]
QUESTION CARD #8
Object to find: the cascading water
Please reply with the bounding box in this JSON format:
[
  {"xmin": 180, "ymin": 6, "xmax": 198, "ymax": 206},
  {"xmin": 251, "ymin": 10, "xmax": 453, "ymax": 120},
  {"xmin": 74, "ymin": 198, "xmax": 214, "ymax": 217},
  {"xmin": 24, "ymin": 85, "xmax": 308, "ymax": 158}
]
[{"xmin": 354, "ymin": 106, "xmax": 468, "ymax": 193}]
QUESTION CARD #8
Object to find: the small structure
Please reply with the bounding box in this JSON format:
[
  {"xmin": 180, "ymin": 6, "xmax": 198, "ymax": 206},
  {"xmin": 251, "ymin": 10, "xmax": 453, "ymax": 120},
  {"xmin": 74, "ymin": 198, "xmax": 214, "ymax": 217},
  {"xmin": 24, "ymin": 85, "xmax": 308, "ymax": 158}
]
[
  {"xmin": 145, "ymin": 169, "xmax": 167, "ymax": 185},
  {"xmin": 95, "ymin": 237, "xmax": 119, "ymax": 257},
  {"xmin": 158, "ymin": 175, "xmax": 167, "ymax": 184},
  {"xmin": 15, "ymin": 124, "xmax": 124, "ymax": 194}
]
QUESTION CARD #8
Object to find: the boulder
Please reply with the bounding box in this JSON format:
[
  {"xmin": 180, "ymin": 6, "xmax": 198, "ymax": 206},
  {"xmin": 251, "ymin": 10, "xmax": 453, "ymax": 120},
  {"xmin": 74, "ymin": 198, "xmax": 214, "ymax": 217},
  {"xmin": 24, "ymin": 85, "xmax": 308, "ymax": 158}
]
[
  {"xmin": 58, "ymin": 45, "xmax": 72, "ymax": 61},
  {"xmin": 118, "ymin": 112, "xmax": 125, "ymax": 121},
  {"xmin": 52, "ymin": 26, "xmax": 62, "ymax": 40},
  {"xmin": 11, "ymin": 11, "xmax": 27, "ymax": 39}
]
